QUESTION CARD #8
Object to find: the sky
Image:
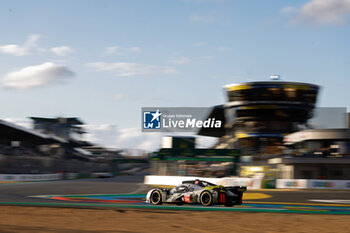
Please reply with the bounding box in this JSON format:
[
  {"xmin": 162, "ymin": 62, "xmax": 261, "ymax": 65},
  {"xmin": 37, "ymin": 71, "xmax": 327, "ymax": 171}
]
[{"xmin": 0, "ymin": 0, "xmax": 350, "ymax": 151}]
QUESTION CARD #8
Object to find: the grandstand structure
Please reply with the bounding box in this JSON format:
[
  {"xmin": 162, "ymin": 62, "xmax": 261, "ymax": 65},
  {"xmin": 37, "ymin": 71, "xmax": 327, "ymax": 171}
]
[
  {"xmin": 0, "ymin": 119, "xmax": 64, "ymax": 153},
  {"xmin": 30, "ymin": 117, "xmax": 89, "ymax": 147},
  {"xmin": 0, "ymin": 117, "xmax": 121, "ymax": 174},
  {"xmin": 269, "ymin": 128, "xmax": 350, "ymax": 179}
]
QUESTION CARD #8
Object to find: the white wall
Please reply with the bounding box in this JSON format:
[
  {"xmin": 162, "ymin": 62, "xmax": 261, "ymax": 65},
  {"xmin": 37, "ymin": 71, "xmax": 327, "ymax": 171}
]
[{"xmin": 144, "ymin": 175, "xmax": 262, "ymax": 189}]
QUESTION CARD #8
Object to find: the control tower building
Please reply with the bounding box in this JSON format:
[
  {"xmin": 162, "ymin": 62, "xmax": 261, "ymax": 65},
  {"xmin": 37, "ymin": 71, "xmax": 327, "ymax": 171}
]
[{"xmin": 199, "ymin": 81, "xmax": 320, "ymax": 159}]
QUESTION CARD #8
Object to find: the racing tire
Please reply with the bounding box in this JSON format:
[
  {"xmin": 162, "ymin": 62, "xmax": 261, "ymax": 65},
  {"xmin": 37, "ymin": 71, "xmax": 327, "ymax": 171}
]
[
  {"xmin": 200, "ymin": 191, "xmax": 213, "ymax": 206},
  {"xmin": 224, "ymin": 201, "xmax": 234, "ymax": 207},
  {"xmin": 150, "ymin": 190, "xmax": 163, "ymax": 205}
]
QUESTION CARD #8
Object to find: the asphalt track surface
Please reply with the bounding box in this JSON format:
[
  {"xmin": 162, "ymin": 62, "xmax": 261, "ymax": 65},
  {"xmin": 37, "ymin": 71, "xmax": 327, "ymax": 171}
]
[{"xmin": 1, "ymin": 173, "xmax": 350, "ymax": 214}]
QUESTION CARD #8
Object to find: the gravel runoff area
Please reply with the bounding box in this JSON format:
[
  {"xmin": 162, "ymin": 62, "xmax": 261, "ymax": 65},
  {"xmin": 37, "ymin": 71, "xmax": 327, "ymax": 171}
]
[{"xmin": 1, "ymin": 206, "xmax": 350, "ymax": 233}]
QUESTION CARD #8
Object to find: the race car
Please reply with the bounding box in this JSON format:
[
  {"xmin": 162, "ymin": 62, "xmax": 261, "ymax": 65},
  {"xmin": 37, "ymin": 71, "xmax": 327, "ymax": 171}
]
[{"xmin": 146, "ymin": 179, "xmax": 247, "ymax": 207}]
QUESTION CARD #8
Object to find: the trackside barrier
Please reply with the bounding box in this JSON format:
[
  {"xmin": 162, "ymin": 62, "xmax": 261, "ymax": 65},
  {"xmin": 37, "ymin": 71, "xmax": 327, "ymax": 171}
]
[
  {"xmin": 144, "ymin": 175, "xmax": 262, "ymax": 189},
  {"xmin": 65, "ymin": 173, "xmax": 78, "ymax": 180},
  {"xmin": 276, "ymin": 179, "xmax": 308, "ymax": 189},
  {"xmin": 0, "ymin": 173, "xmax": 62, "ymax": 181},
  {"xmin": 0, "ymin": 172, "xmax": 115, "ymax": 181},
  {"xmin": 276, "ymin": 179, "xmax": 350, "ymax": 189}
]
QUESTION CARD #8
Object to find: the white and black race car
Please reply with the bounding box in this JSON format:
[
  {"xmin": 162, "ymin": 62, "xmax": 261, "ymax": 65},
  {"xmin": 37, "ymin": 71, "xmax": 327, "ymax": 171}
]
[{"xmin": 146, "ymin": 179, "xmax": 247, "ymax": 207}]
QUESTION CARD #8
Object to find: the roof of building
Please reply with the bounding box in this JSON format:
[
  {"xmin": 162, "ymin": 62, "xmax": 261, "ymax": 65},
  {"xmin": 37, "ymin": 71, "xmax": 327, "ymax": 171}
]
[
  {"xmin": 30, "ymin": 117, "xmax": 84, "ymax": 125},
  {"xmin": 224, "ymin": 81, "xmax": 320, "ymax": 90},
  {"xmin": 0, "ymin": 120, "xmax": 66, "ymax": 145}
]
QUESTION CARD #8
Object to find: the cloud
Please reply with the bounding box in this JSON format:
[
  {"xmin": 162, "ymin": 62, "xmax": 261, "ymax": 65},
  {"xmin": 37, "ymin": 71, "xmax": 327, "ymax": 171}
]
[
  {"xmin": 216, "ymin": 46, "xmax": 232, "ymax": 52},
  {"xmin": 0, "ymin": 35, "xmax": 76, "ymax": 57},
  {"xmin": 85, "ymin": 62, "xmax": 179, "ymax": 77},
  {"xmin": 83, "ymin": 124, "xmax": 119, "ymax": 147},
  {"xmin": 3, "ymin": 62, "xmax": 75, "ymax": 90},
  {"xmin": 86, "ymin": 62, "xmax": 157, "ymax": 77},
  {"xmin": 0, "ymin": 34, "xmax": 40, "ymax": 56},
  {"xmin": 114, "ymin": 93, "xmax": 125, "ymax": 101},
  {"xmin": 163, "ymin": 66, "xmax": 181, "ymax": 75},
  {"xmin": 129, "ymin": 47, "xmax": 142, "ymax": 53},
  {"xmin": 0, "ymin": 45, "xmax": 28, "ymax": 56},
  {"xmin": 195, "ymin": 42, "xmax": 205, "ymax": 47},
  {"xmin": 50, "ymin": 46, "xmax": 74, "ymax": 56},
  {"xmin": 280, "ymin": 6, "xmax": 298, "ymax": 15},
  {"xmin": 104, "ymin": 46, "xmax": 142, "ymax": 54},
  {"xmin": 201, "ymin": 55, "xmax": 214, "ymax": 60},
  {"xmin": 286, "ymin": 0, "xmax": 350, "ymax": 25},
  {"xmin": 167, "ymin": 56, "xmax": 190, "ymax": 64},
  {"xmin": 190, "ymin": 13, "xmax": 215, "ymax": 22},
  {"xmin": 83, "ymin": 124, "xmax": 163, "ymax": 152},
  {"xmin": 115, "ymin": 128, "xmax": 162, "ymax": 151},
  {"xmin": 105, "ymin": 46, "xmax": 121, "ymax": 54}
]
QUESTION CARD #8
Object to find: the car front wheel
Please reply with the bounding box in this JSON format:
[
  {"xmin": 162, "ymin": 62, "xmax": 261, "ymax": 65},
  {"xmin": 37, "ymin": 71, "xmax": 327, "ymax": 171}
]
[
  {"xmin": 150, "ymin": 190, "xmax": 163, "ymax": 205},
  {"xmin": 200, "ymin": 191, "xmax": 213, "ymax": 206}
]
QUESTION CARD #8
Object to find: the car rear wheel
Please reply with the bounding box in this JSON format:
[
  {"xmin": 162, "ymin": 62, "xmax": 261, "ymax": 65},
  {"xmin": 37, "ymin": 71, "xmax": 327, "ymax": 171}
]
[
  {"xmin": 150, "ymin": 190, "xmax": 163, "ymax": 205},
  {"xmin": 200, "ymin": 191, "xmax": 213, "ymax": 206},
  {"xmin": 224, "ymin": 200, "xmax": 234, "ymax": 207}
]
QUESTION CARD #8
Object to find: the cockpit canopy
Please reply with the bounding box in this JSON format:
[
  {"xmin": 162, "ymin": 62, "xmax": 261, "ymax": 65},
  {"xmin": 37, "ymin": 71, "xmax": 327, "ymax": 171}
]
[{"xmin": 182, "ymin": 179, "xmax": 217, "ymax": 187}]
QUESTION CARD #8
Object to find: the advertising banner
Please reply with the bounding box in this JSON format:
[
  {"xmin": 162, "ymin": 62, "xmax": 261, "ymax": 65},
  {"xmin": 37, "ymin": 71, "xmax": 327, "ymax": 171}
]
[
  {"xmin": 308, "ymin": 180, "xmax": 350, "ymax": 189},
  {"xmin": 276, "ymin": 179, "xmax": 308, "ymax": 189}
]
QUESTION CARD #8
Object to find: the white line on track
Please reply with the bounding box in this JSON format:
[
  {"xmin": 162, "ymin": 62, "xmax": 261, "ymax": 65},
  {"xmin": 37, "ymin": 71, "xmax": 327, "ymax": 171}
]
[
  {"xmin": 309, "ymin": 199, "xmax": 350, "ymax": 204},
  {"xmin": 29, "ymin": 183, "xmax": 146, "ymax": 198}
]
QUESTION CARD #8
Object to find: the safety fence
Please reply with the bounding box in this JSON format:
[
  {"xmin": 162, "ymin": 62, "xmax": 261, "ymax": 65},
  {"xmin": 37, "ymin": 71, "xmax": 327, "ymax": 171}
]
[
  {"xmin": 0, "ymin": 173, "xmax": 62, "ymax": 181},
  {"xmin": 0, "ymin": 172, "xmax": 115, "ymax": 181}
]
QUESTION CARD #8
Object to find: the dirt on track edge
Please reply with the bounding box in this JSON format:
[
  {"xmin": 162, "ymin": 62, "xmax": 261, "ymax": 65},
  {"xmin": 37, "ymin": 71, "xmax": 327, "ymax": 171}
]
[{"xmin": 1, "ymin": 205, "xmax": 350, "ymax": 233}]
